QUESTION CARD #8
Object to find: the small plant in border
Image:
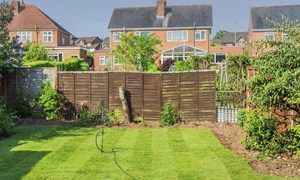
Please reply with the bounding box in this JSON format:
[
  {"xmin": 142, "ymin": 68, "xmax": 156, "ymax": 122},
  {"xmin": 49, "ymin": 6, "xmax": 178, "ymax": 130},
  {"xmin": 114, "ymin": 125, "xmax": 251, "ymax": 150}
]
[
  {"xmin": 159, "ymin": 103, "xmax": 181, "ymax": 126},
  {"xmin": 38, "ymin": 81, "xmax": 63, "ymax": 120},
  {"xmin": 0, "ymin": 101, "xmax": 16, "ymax": 138}
]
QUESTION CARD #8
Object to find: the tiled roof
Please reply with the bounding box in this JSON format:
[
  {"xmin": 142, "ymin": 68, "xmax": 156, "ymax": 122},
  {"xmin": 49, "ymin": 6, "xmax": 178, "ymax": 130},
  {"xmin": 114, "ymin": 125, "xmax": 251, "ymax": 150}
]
[
  {"xmin": 74, "ymin": 36, "xmax": 101, "ymax": 44},
  {"xmin": 251, "ymin": 4, "xmax": 300, "ymax": 30},
  {"xmin": 222, "ymin": 32, "xmax": 249, "ymax": 43},
  {"xmin": 108, "ymin": 4, "xmax": 212, "ymax": 29},
  {"xmin": 8, "ymin": 4, "xmax": 71, "ymax": 34}
]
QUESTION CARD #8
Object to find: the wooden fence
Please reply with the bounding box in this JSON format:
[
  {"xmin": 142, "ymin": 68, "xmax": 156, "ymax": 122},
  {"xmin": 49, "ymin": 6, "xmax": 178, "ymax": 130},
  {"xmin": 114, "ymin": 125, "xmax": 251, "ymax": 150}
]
[{"xmin": 58, "ymin": 71, "xmax": 216, "ymax": 121}]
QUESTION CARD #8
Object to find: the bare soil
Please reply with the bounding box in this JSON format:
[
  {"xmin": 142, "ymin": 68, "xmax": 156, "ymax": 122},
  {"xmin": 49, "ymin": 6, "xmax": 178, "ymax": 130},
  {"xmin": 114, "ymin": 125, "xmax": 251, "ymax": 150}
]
[{"xmin": 15, "ymin": 119, "xmax": 300, "ymax": 178}]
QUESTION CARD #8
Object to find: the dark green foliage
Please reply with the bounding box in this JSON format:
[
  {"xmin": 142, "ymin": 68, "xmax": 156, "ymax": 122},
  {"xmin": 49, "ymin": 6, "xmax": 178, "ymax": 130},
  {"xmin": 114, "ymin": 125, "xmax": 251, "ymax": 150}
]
[
  {"xmin": 15, "ymin": 91, "xmax": 35, "ymax": 118},
  {"xmin": 214, "ymin": 30, "xmax": 228, "ymax": 40},
  {"xmin": 242, "ymin": 111, "xmax": 300, "ymax": 158},
  {"xmin": 175, "ymin": 54, "xmax": 213, "ymax": 71},
  {"xmin": 236, "ymin": 109, "xmax": 248, "ymax": 127},
  {"xmin": 112, "ymin": 33, "xmax": 161, "ymax": 71},
  {"xmin": 0, "ymin": 2, "xmax": 24, "ymax": 75},
  {"xmin": 159, "ymin": 103, "xmax": 181, "ymax": 126},
  {"xmin": 74, "ymin": 99, "xmax": 118, "ymax": 127},
  {"xmin": 38, "ymin": 82, "xmax": 63, "ymax": 120},
  {"xmin": 0, "ymin": 102, "xmax": 15, "ymax": 138},
  {"xmin": 75, "ymin": 105, "xmax": 95, "ymax": 127},
  {"xmin": 24, "ymin": 58, "xmax": 89, "ymax": 71}
]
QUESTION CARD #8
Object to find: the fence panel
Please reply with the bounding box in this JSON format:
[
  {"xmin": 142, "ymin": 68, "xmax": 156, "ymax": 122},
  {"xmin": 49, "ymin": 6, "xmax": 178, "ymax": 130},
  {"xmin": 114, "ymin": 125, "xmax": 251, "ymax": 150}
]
[
  {"xmin": 143, "ymin": 73, "xmax": 161, "ymax": 121},
  {"xmin": 57, "ymin": 71, "xmax": 216, "ymax": 122}
]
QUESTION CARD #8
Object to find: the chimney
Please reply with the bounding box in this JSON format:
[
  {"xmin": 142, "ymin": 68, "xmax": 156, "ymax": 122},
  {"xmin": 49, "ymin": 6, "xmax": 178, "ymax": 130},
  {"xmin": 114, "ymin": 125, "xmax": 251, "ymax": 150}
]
[
  {"xmin": 157, "ymin": 0, "xmax": 166, "ymax": 18},
  {"xmin": 11, "ymin": 0, "xmax": 21, "ymax": 15}
]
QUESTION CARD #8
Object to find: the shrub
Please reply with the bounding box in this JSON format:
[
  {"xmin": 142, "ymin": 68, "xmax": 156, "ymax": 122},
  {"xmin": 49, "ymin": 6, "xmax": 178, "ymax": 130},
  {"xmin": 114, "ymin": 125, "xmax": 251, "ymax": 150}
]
[
  {"xmin": 24, "ymin": 58, "xmax": 89, "ymax": 71},
  {"xmin": 236, "ymin": 109, "xmax": 248, "ymax": 127},
  {"xmin": 75, "ymin": 104, "xmax": 95, "ymax": 127},
  {"xmin": 38, "ymin": 82, "xmax": 63, "ymax": 120},
  {"xmin": 0, "ymin": 103, "xmax": 15, "ymax": 138},
  {"xmin": 286, "ymin": 124, "xmax": 300, "ymax": 156},
  {"xmin": 159, "ymin": 103, "xmax": 181, "ymax": 126},
  {"xmin": 15, "ymin": 91, "xmax": 35, "ymax": 118}
]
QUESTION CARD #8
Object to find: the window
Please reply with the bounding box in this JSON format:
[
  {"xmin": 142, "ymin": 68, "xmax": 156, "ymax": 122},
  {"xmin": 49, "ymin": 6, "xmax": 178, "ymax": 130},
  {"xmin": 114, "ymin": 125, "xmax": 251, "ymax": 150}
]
[
  {"xmin": 62, "ymin": 37, "xmax": 65, "ymax": 45},
  {"xmin": 195, "ymin": 30, "xmax": 206, "ymax": 41},
  {"xmin": 48, "ymin": 53, "xmax": 63, "ymax": 62},
  {"xmin": 113, "ymin": 32, "xmax": 121, "ymax": 42},
  {"xmin": 265, "ymin": 32, "xmax": 275, "ymax": 40},
  {"xmin": 17, "ymin": 32, "xmax": 32, "ymax": 43},
  {"xmin": 71, "ymin": 55, "xmax": 79, "ymax": 58},
  {"xmin": 167, "ymin": 31, "xmax": 188, "ymax": 41},
  {"xmin": 212, "ymin": 53, "xmax": 226, "ymax": 64},
  {"xmin": 43, "ymin": 31, "xmax": 52, "ymax": 42},
  {"xmin": 135, "ymin": 31, "xmax": 151, "ymax": 36},
  {"xmin": 100, "ymin": 56, "xmax": 109, "ymax": 65}
]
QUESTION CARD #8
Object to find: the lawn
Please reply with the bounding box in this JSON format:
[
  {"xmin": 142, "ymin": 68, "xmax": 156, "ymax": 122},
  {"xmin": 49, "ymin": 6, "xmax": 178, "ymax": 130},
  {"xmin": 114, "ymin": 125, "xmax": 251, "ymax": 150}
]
[{"xmin": 0, "ymin": 125, "xmax": 289, "ymax": 180}]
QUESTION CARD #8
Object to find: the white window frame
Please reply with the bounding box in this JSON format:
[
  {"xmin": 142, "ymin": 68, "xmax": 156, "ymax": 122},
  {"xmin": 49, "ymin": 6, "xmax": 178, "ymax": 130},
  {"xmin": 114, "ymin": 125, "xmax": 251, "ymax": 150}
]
[
  {"xmin": 135, "ymin": 31, "xmax": 151, "ymax": 36},
  {"xmin": 167, "ymin": 31, "xmax": 188, "ymax": 42},
  {"xmin": 62, "ymin": 37, "xmax": 65, "ymax": 45},
  {"xmin": 265, "ymin": 32, "xmax": 275, "ymax": 40},
  {"xmin": 195, "ymin": 30, "xmax": 206, "ymax": 41},
  {"xmin": 17, "ymin": 32, "xmax": 32, "ymax": 43},
  {"xmin": 43, "ymin": 31, "xmax": 53, "ymax": 42},
  {"xmin": 113, "ymin": 32, "xmax": 121, "ymax": 42},
  {"xmin": 100, "ymin": 56, "xmax": 109, "ymax": 65},
  {"xmin": 48, "ymin": 52, "xmax": 64, "ymax": 62}
]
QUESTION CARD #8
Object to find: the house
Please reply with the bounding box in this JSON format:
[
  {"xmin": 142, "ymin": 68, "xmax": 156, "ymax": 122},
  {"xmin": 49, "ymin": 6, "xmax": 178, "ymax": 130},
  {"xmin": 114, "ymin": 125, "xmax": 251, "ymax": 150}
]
[
  {"xmin": 74, "ymin": 36, "xmax": 102, "ymax": 52},
  {"xmin": 95, "ymin": 0, "xmax": 212, "ymax": 70},
  {"xmin": 210, "ymin": 32, "xmax": 249, "ymax": 63},
  {"xmin": 8, "ymin": 0, "xmax": 87, "ymax": 61},
  {"xmin": 249, "ymin": 4, "xmax": 300, "ymax": 56}
]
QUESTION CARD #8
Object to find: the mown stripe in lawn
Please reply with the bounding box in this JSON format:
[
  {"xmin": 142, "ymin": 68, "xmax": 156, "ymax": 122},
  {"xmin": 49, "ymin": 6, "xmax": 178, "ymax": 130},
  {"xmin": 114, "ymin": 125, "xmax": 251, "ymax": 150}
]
[
  {"xmin": 167, "ymin": 128, "xmax": 207, "ymax": 180},
  {"xmin": 22, "ymin": 129, "xmax": 94, "ymax": 179},
  {"xmin": 151, "ymin": 128, "xmax": 178, "ymax": 179},
  {"xmin": 130, "ymin": 129, "xmax": 154, "ymax": 179},
  {"xmin": 73, "ymin": 128, "xmax": 138, "ymax": 180}
]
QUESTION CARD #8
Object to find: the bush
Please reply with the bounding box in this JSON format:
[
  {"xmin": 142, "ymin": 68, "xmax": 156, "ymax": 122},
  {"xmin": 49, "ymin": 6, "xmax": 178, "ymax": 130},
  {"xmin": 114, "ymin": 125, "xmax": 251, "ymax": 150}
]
[
  {"xmin": 24, "ymin": 58, "xmax": 89, "ymax": 71},
  {"xmin": 236, "ymin": 109, "xmax": 248, "ymax": 127},
  {"xmin": 0, "ymin": 103, "xmax": 15, "ymax": 138},
  {"xmin": 38, "ymin": 82, "xmax": 63, "ymax": 120},
  {"xmin": 75, "ymin": 105, "xmax": 95, "ymax": 127},
  {"xmin": 159, "ymin": 103, "xmax": 181, "ymax": 126},
  {"xmin": 286, "ymin": 124, "xmax": 300, "ymax": 156},
  {"xmin": 75, "ymin": 99, "xmax": 119, "ymax": 127},
  {"xmin": 15, "ymin": 91, "xmax": 36, "ymax": 118}
]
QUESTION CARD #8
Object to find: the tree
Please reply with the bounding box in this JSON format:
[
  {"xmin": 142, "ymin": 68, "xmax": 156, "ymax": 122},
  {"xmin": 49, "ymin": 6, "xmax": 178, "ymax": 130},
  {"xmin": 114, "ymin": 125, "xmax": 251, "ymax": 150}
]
[
  {"xmin": 0, "ymin": 1, "xmax": 24, "ymax": 76},
  {"xmin": 213, "ymin": 30, "xmax": 228, "ymax": 40},
  {"xmin": 22, "ymin": 42, "xmax": 50, "ymax": 62},
  {"xmin": 112, "ymin": 33, "xmax": 161, "ymax": 71},
  {"xmin": 249, "ymin": 17, "xmax": 300, "ymax": 120}
]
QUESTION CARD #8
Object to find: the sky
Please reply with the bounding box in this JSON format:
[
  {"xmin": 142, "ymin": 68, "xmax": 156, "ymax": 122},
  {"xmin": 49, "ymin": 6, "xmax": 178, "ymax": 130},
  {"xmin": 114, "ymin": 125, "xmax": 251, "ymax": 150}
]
[{"xmin": 24, "ymin": 0, "xmax": 300, "ymax": 39}]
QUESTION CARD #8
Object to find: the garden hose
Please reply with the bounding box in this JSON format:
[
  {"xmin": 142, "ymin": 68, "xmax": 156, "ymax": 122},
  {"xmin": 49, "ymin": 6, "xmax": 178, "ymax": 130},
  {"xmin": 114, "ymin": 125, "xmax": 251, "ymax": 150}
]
[{"xmin": 95, "ymin": 127, "xmax": 137, "ymax": 180}]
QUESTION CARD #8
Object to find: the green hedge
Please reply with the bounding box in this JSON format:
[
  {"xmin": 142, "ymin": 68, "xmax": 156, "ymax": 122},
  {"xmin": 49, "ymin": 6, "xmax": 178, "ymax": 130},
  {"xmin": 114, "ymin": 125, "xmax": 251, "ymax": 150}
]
[{"xmin": 24, "ymin": 58, "xmax": 89, "ymax": 71}]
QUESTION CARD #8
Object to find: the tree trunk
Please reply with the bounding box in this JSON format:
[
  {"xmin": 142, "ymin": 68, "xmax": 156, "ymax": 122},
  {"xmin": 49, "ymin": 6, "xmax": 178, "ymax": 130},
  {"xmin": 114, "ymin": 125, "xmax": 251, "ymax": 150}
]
[{"xmin": 119, "ymin": 86, "xmax": 131, "ymax": 123}]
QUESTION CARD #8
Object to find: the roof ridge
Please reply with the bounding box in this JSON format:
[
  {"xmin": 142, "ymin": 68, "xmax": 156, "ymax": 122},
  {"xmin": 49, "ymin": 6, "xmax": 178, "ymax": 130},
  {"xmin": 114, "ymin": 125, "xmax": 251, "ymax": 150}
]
[
  {"xmin": 251, "ymin": 4, "xmax": 300, "ymax": 9},
  {"xmin": 114, "ymin": 4, "xmax": 212, "ymax": 10}
]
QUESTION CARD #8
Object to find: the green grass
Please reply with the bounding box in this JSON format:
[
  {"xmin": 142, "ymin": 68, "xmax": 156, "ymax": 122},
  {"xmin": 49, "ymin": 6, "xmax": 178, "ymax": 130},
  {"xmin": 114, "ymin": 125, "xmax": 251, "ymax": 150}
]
[{"xmin": 0, "ymin": 125, "xmax": 290, "ymax": 180}]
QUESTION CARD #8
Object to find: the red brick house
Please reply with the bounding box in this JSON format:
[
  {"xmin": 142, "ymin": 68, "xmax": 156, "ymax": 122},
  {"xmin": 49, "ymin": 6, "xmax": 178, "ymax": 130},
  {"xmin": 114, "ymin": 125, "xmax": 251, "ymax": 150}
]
[
  {"xmin": 74, "ymin": 36, "xmax": 102, "ymax": 52},
  {"xmin": 95, "ymin": 0, "xmax": 212, "ymax": 70},
  {"xmin": 210, "ymin": 32, "xmax": 249, "ymax": 63},
  {"xmin": 8, "ymin": 0, "xmax": 87, "ymax": 61},
  {"xmin": 249, "ymin": 4, "xmax": 300, "ymax": 56}
]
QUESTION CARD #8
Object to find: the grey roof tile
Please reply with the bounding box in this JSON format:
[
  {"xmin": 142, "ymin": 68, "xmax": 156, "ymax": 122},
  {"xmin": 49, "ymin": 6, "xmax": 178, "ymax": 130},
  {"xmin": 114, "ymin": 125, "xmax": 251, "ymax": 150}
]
[
  {"xmin": 251, "ymin": 5, "xmax": 300, "ymax": 30},
  {"xmin": 108, "ymin": 5, "xmax": 212, "ymax": 29}
]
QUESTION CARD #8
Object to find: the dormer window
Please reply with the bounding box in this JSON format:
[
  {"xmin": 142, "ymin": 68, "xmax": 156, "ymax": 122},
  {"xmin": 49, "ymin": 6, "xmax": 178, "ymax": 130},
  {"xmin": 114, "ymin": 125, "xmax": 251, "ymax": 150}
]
[{"xmin": 43, "ymin": 31, "xmax": 53, "ymax": 42}]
